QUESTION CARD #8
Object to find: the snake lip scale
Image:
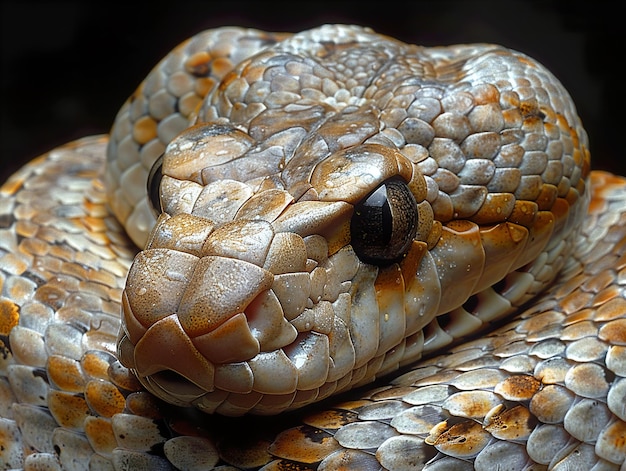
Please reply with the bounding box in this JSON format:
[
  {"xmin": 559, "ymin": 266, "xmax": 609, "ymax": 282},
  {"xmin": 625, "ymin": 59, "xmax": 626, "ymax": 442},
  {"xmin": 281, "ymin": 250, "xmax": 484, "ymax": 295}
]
[{"xmin": 1, "ymin": 24, "xmax": 625, "ymax": 470}]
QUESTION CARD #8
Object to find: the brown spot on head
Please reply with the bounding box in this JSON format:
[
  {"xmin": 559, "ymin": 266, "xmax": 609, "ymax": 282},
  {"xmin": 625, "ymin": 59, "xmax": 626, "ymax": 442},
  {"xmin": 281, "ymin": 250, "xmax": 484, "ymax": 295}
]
[
  {"xmin": 185, "ymin": 51, "xmax": 212, "ymax": 77},
  {"xmin": 0, "ymin": 299, "xmax": 19, "ymax": 335}
]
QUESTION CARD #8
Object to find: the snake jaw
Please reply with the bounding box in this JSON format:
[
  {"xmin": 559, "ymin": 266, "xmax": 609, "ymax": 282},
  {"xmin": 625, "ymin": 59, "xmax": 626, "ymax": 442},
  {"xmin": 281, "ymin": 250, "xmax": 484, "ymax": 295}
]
[{"xmin": 119, "ymin": 184, "xmax": 367, "ymax": 414}]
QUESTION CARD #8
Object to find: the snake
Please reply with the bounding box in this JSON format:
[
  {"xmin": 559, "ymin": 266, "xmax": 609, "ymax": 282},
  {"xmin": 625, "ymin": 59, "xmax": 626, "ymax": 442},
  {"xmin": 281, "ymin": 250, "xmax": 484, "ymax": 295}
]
[{"xmin": 0, "ymin": 24, "xmax": 625, "ymax": 470}]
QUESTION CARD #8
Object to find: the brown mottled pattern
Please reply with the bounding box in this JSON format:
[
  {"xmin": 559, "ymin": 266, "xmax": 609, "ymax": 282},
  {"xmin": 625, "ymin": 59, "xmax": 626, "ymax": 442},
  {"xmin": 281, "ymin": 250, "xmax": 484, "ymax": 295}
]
[{"xmin": 0, "ymin": 25, "xmax": 624, "ymax": 470}]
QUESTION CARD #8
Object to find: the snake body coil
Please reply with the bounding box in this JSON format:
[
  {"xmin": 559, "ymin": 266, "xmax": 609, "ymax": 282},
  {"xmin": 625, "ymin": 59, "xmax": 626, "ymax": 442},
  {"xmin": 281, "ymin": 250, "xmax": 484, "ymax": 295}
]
[{"xmin": 1, "ymin": 25, "xmax": 624, "ymax": 470}]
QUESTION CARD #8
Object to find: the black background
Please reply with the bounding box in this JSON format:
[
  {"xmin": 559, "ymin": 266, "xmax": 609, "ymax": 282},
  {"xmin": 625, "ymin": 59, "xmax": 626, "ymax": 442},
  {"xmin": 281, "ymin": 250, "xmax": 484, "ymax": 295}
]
[{"xmin": 1, "ymin": 1, "xmax": 622, "ymax": 184}]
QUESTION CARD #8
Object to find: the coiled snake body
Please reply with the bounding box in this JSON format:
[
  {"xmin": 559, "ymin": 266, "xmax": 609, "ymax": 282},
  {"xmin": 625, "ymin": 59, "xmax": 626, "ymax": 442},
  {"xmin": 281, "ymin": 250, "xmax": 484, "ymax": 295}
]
[{"xmin": 1, "ymin": 25, "xmax": 625, "ymax": 470}]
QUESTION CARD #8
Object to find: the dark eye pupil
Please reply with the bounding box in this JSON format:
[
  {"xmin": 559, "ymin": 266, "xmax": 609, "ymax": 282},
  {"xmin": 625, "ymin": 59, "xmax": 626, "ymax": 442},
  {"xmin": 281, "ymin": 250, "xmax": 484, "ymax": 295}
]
[
  {"xmin": 147, "ymin": 154, "xmax": 164, "ymax": 217},
  {"xmin": 350, "ymin": 177, "xmax": 418, "ymax": 266}
]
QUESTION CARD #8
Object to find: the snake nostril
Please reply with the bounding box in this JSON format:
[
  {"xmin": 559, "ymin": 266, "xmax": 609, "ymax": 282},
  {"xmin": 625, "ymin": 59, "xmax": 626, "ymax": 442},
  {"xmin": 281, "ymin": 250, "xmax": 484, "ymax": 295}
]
[
  {"xmin": 350, "ymin": 177, "xmax": 418, "ymax": 266},
  {"xmin": 147, "ymin": 154, "xmax": 164, "ymax": 216}
]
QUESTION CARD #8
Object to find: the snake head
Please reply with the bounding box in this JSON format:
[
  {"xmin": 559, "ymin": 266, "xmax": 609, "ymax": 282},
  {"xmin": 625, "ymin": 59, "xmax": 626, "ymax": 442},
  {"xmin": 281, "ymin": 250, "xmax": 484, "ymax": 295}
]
[
  {"xmin": 116, "ymin": 25, "xmax": 590, "ymax": 416},
  {"xmin": 117, "ymin": 120, "xmax": 445, "ymax": 415}
]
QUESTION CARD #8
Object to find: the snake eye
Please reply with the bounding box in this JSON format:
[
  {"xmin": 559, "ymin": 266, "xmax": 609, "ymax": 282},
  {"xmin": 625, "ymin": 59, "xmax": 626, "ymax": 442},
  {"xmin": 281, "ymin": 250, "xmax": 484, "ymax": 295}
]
[
  {"xmin": 350, "ymin": 177, "xmax": 418, "ymax": 266},
  {"xmin": 147, "ymin": 154, "xmax": 164, "ymax": 217}
]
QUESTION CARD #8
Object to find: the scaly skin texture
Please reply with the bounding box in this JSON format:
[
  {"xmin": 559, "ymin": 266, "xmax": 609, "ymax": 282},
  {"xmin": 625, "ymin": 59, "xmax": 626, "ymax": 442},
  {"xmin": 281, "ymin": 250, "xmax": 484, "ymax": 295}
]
[
  {"xmin": 0, "ymin": 25, "xmax": 624, "ymax": 470},
  {"xmin": 114, "ymin": 25, "xmax": 592, "ymax": 416}
]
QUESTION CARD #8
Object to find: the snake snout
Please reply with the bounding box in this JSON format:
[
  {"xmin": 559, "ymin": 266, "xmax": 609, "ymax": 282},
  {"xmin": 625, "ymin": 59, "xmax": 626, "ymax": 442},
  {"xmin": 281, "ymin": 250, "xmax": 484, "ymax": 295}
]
[{"xmin": 117, "ymin": 208, "xmax": 366, "ymax": 414}]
